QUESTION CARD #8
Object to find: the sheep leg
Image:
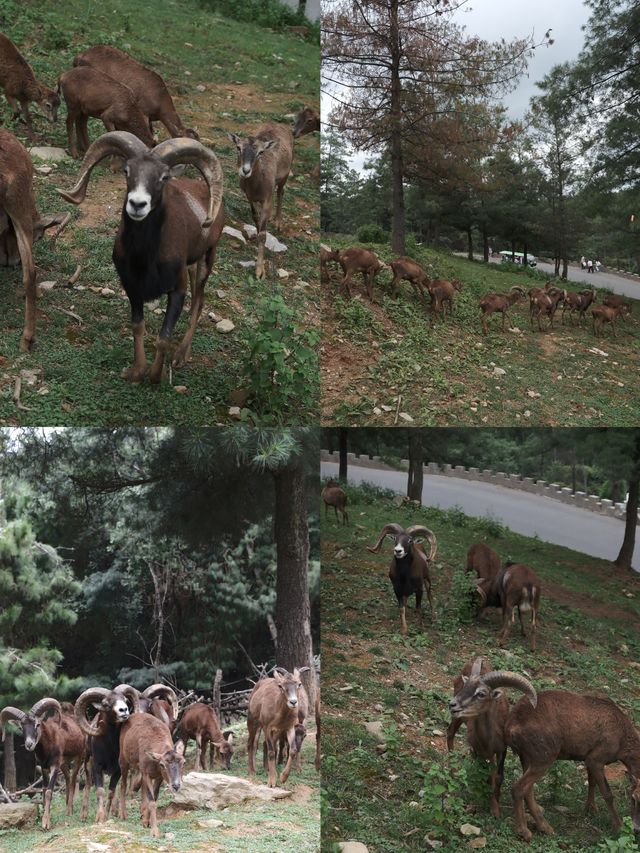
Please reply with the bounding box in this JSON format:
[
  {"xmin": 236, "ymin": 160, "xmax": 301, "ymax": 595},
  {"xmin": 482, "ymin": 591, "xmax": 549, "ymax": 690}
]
[
  {"xmin": 446, "ymin": 717, "xmax": 464, "ymax": 751},
  {"xmin": 585, "ymin": 761, "xmax": 622, "ymax": 830},
  {"xmin": 497, "ymin": 605, "xmax": 512, "ymax": 647},
  {"xmin": 77, "ymin": 116, "xmax": 90, "ymax": 156},
  {"xmin": 415, "ymin": 586, "xmax": 423, "ymax": 630},
  {"xmin": 147, "ymin": 783, "xmax": 160, "ymax": 838},
  {"xmin": 585, "ymin": 767, "xmax": 598, "ymax": 814},
  {"xmin": 274, "ymin": 181, "xmax": 285, "ymax": 231},
  {"xmin": 512, "ymin": 763, "xmax": 554, "ymax": 841},
  {"xmin": 424, "ymin": 578, "xmax": 434, "ymax": 619},
  {"xmin": 490, "ymin": 749, "xmax": 507, "ymax": 817},
  {"xmin": 80, "ymin": 757, "xmax": 91, "ymax": 820},
  {"xmin": 397, "ymin": 594, "xmax": 408, "ymax": 635},
  {"xmin": 66, "ymin": 112, "xmax": 78, "ymax": 158},
  {"xmin": 247, "ymin": 719, "xmax": 259, "ymax": 776},
  {"xmin": 480, "ymin": 310, "xmax": 489, "ymax": 335},
  {"xmin": 65, "ymin": 761, "xmax": 79, "ymax": 816},
  {"xmin": 173, "ymin": 252, "xmax": 213, "ymax": 369},
  {"xmin": 122, "ymin": 298, "xmax": 150, "ymax": 381},
  {"xmin": 390, "ymin": 272, "xmax": 400, "ymax": 299},
  {"xmin": 341, "ymin": 269, "xmax": 353, "ymax": 299},
  {"xmin": 104, "ymin": 768, "xmax": 121, "ymax": 819},
  {"xmin": 11, "ymin": 214, "xmax": 37, "ymax": 351},
  {"xmin": 149, "ymin": 288, "xmax": 186, "ymax": 383},
  {"xmin": 6, "ymin": 94, "xmax": 21, "ymax": 120},
  {"xmin": 119, "ymin": 763, "xmax": 128, "ymax": 821},
  {"xmin": 195, "ymin": 732, "xmax": 203, "ymax": 771},
  {"xmin": 333, "ymin": 505, "xmax": 339, "ymax": 524},
  {"xmin": 265, "ymin": 733, "xmax": 278, "ymax": 787},
  {"xmin": 42, "ymin": 766, "xmax": 58, "ymax": 830},
  {"xmin": 279, "ymin": 728, "xmax": 296, "ymax": 786},
  {"xmin": 517, "ymin": 605, "xmax": 527, "ymax": 637},
  {"xmin": 253, "ymin": 199, "xmax": 271, "ymax": 280}
]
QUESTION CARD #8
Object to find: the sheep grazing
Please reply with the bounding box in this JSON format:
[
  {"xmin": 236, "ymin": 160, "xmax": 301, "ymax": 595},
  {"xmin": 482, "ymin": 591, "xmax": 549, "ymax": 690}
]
[
  {"xmin": 119, "ymin": 713, "xmax": 185, "ymax": 838},
  {"xmin": 427, "ymin": 277, "xmax": 462, "ymax": 321},
  {"xmin": 58, "ymin": 67, "xmax": 155, "ymax": 159},
  {"xmin": 389, "ymin": 256, "xmax": 429, "ymax": 304},
  {"xmin": 366, "ymin": 523, "xmax": 438, "ymax": 634},
  {"xmin": 0, "ymin": 32, "xmax": 59, "ymax": 132},
  {"xmin": 247, "ymin": 666, "xmax": 310, "ymax": 788},
  {"xmin": 336, "ymin": 246, "xmax": 387, "ymax": 301},
  {"xmin": 292, "ymin": 106, "xmax": 320, "ymax": 139},
  {"xmin": 479, "ymin": 286, "xmax": 526, "ymax": 335},
  {"xmin": 1, "ymin": 129, "xmax": 69, "ymax": 351},
  {"xmin": 504, "ymin": 689, "xmax": 640, "ymax": 841},
  {"xmin": 476, "ymin": 561, "xmax": 541, "ymax": 651},
  {"xmin": 320, "ymin": 243, "xmax": 340, "ymax": 281},
  {"xmin": 1, "ymin": 698, "xmax": 85, "ymax": 830},
  {"xmin": 74, "ymin": 683, "xmax": 140, "ymax": 822},
  {"xmin": 228, "ymin": 123, "xmax": 293, "ymax": 279},
  {"xmin": 58, "ymin": 131, "xmax": 224, "ymax": 383},
  {"xmin": 180, "ymin": 702, "xmax": 234, "ymax": 771},
  {"xmin": 73, "ymin": 45, "xmax": 197, "ymax": 140},
  {"xmin": 592, "ymin": 302, "xmax": 631, "ymax": 338},
  {"xmin": 447, "ymin": 659, "xmax": 537, "ymax": 817},
  {"xmin": 562, "ymin": 288, "xmax": 596, "ymax": 325},
  {"xmin": 529, "ymin": 286, "xmax": 566, "ymax": 331},
  {"xmin": 602, "ymin": 293, "xmax": 632, "ymax": 321},
  {"xmin": 466, "ymin": 542, "xmax": 501, "ymax": 584},
  {"xmin": 321, "ymin": 480, "xmax": 349, "ymax": 525}
]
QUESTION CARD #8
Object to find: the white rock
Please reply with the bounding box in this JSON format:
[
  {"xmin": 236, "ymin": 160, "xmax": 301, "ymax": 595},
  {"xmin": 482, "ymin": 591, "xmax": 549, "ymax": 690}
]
[
  {"xmin": 339, "ymin": 844, "xmax": 369, "ymax": 853},
  {"xmin": 38, "ymin": 280, "xmax": 57, "ymax": 290},
  {"xmin": 364, "ymin": 721, "xmax": 386, "ymax": 742},
  {"xmin": 492, "ymin": 366, "xmax": 506, "ymax": 376},
  {"xmin": 173, "ymin": 773, "xmax": 292, "ymax": 809},
  {"xmin": 228, "ymin": 406, "xmax": 241, "ymax": 417},
  {"xmin": 29, "ymin": 146, "xmax": 69, "ymax": 162},
  {"xmin": 460, "ymin": 823, "xmax": 482, "ymax": 836},
  {"xmin": 216, "ymin": 289, "xmax": 226, "ymax": 299},
  {"xmin": 373, "ymin": 407, "xmax": 382, "ymax": 415},
  {"xmin": 216, "ymin": 319, "xmax": 235, "ymax": 333},
  {"xmin": 222, "ymin": 225, "xmax": 246, "ymax": 243},
  {"xmin": 0, "ymin": 803, "xmax": 38, "ymax": 828},
  {"xmin": 239, "ymin": 260, "xmax": 256, "ymax": 269},
  {"xmin": 277, "ymin": 268, "xmax": 290, "ymax": 279},
  {"xmin": 335, "ymin": 548, "xmax": 347, "ymax": 560},
  {"xmin": 207, "ymin": 311, "xmax": 219, "ymax": 322},
  {"xmin": 35, "ymin": 165, "xmax": 53, "ymax": 175},
  {"xmin": 198, "ymin": 818, "xmax": 224, "ymax": 828},
  {"xmin": 196, "ymin": 84, "xmax": 206, "ymax": 92},
  {"xmin": 381, "ymin": 405, "xmax": 393, "ymax": 412},
  {"xmin": 399, "ymin": 412, "xmax": 414, "ymax": 422},
  {"xmin": 242, "ymin": 223, "xmax": 257, "ymax": 240}
]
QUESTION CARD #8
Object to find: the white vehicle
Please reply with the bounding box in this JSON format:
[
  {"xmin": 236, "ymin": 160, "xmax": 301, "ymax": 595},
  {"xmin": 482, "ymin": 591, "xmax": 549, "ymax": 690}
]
[{"xmin": 499, "ymin": 250, "xmax": 537, "ymax": 267}]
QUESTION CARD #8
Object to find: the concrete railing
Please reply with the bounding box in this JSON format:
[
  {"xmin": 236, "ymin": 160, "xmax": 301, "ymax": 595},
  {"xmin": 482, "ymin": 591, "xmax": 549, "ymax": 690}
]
[{"xmin": 320, "ymin": 451, "xmax": 637, "ymax": 523}]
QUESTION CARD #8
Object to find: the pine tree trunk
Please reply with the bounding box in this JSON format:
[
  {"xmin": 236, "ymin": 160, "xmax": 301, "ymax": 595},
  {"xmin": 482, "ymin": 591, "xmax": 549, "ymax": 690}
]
[
  {"xmin": 389, "ymin": 0, "xmax": 405, "ymax": 253},
  {"xmin": 339, "ymin": 429, "xmax": 348, "ymax": 482},
  {"xmin": 3, "ymin": 732, "xmax": 16, "ymax": 792},
  {"xmin": 467, "ymin": 227, "xmax": 473, "ymax": 261},
  {"xmin": 614, "ymin": 433, "xmax": 640, "ymax": 571},
  {"xmin": 407, "ymin": 432, "xmax": 423, "ymax": 503},
  {"xmin": 482, "ymin": 228, "xmax": 489, "ymax": 263},
  {"xmin": 273, "ymin": 465, "xmax": 315, "ymax": 704}
]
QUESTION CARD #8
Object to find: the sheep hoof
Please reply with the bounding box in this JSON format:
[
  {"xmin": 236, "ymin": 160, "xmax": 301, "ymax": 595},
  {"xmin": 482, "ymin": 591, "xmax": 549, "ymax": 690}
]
[
  {"xmin": 172, "ymin": 346, "xmax": 191, "ymax": 369},
  {"xmin": 255, "ymin": 267, "xmax": 265, "ymax": 280},
  {"xmin": 122, "ymin": 363, "xmax": 149, "ymax": 382},
  {"xmin": 19, "ymin": 334, "xmax": 35, "ymax": 353}
]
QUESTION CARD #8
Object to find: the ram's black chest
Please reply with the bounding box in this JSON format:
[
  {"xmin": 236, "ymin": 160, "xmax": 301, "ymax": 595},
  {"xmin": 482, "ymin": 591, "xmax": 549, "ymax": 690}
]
[
  {"xmin": 114, "ymin": 206, "xmax": 182, "ymax": 303},
  {"xmin": 390, "ymin": 554, "xmax": 421, "ymax": 597}
]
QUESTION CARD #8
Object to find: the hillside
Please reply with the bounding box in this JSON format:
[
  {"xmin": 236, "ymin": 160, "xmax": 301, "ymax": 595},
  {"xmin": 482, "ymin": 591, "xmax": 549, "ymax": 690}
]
[
  {"xmin": 321, "ymin": 242, "xmax": 640, "ymax": 426},
  {"xmin": 321, "ymin": 483, "xmax": 640, "ymax": 852},
  {"xmin": 0, "ymin": 0, "xmax": 319, "ymax": 425}
]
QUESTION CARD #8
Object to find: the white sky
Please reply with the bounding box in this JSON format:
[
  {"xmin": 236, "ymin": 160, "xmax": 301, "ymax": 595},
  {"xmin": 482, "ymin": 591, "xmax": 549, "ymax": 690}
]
[{"xmin": 322, "ymin": 0, "xmax": 591, "ymax": 171}]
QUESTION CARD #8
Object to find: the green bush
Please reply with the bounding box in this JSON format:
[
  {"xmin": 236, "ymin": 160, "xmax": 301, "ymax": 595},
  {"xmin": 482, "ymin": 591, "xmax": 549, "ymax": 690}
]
[
  {"xmin": 356, "ymin": 223, "xmax": 389, "ymax": 244},
  {"xmin": 198, "ymin": 0, "xmax": 319, "ymax": 41}
]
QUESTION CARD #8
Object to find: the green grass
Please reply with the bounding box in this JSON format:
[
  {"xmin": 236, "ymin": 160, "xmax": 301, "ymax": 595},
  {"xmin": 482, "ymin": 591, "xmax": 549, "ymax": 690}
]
[
  {"xmin": 321, "ymin": 240, "xmax": 640, "ymax": 426},
  {"xmin": 320, "ymin": 482, "xmax": 640, "ymax": 853},
  {"xmin": 0, "ymin": 726, "xmax": 320, "ymax": 852},
  {"xmin": 0, "ymin": 0, "xmax": 319, "ymax": 425}
]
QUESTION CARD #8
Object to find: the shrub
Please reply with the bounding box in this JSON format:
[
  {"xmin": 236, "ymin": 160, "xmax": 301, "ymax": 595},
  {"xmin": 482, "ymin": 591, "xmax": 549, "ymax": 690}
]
[
  {"xmin": 199, "ymin": 0, "xmax": 319, "ymax": 42},
  {"xmin": 356, "ymin": 223, "xmax": 389, "ymax": 244}
]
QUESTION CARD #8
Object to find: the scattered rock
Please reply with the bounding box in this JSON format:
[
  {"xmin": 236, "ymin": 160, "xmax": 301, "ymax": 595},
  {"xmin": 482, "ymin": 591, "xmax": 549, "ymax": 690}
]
[
  {"xmin": 29, "ymin": 146, "xmax": 69, "ymax": 162},
  {"xmin": 334, "ymin": 549, "xmax": 347, "ymax": 560},
  {"xmin": 195, "ymin": 84, "xmax": 206, "ymax": 92},
  {"xmin": 364, "ymin": 721, "xmax": 386, "ymax": 743},
  {"xmin": 0, "ymin": 802, "xmax": 38, "ymax": 828},
  {"xmin": 373, "ymin": 406, "xmax": 382, "ymax": 415},
  {"xmin": 101, "ymin": 287, "xmax": 115, "ymax": 296},
  {"xmin": 216, "ymin": 319, "xmax": 235, "ymax": 333},
  {"xmin": 222, "ymin": 225, "xmax": 246, "ymax": 243},
  {"xmin": 392, "ymin": 495, "xmax": 405, "ymax": 507},
  {"xmin": 197, "ymin": 818, "xmax": 224, "ymax": 828},
  {"xmin": 338, "ymin": 844, "xmax": 369, "ymax": 853},
  {"xmin": 38, "ymin": 280, "xmax": 57, "ymax": 290},
  {"xmin": 381, "ymin": 404, "xmax": 393, "ymax": 412},
  {"xmin": 207, "ymin": 311, "xmax": 219, "ymax": 322},
  {"xmin": 173, "ymin": 772, "xmax": 292, "ymax": 809},
  {"xmin": 527, "ymin": 390, "xmax": 541, "ymax": 398},
  {"xmin": 277, "ymin": 268, "xmax": 290, "ymax": 279},
  {"xmin": 460, "ymin": 824, "xmax": 482, "ymax": 836},
  {"xmin": 216, "ymin": 289, "xmax": 226, "ymax": 299},
  {"xmin": 398, "ymin": 412, "xmax": 414, "ymax": 423},
  {"xmin": 492, "ymin": 366, "xmax": 506, "ymax": 376},
  {"xmin": 174, "ymin": 386, "xmax": 188, "ymax": 394},
  {"xmin": 242, "ymin": 223, "xmax": 257, "ymax": 241},
  {"xmin": 238, "ymin": 260, "xmax": 256, "ymax": 269},
  {"xmin": 431, "ymin": 729, "xmax": 443, "ymax": 736},
  {"xmin": 266, "ymin": 233, "xmax": 287, "ymax": 252},
  {"xmin": 468, "ymin": 838, "xmax": 487, "ymax": 849},
  {"xmin": 373, "ymin": 703, "xmax": 384, "ymax": 712},
  {"xmin": 35, "ymin": 165, "xmax": 53, "ymax": 175},
  {"xmin": 86, "ymin": 844, "xmax": 110, "ymax": 852},
  {"xmin": 228, "ymin": 406, "xmax": 241, "ymax": 418},
  {"xmin": 425, "ymin": 840, "xmax": 443, "ymax": 850}
]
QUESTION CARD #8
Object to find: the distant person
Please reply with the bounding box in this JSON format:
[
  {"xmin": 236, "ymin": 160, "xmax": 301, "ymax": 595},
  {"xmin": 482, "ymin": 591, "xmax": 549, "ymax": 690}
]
[
  {"xmin": 581, "ymin": 255, "xmax": 586, "ymax": 269},
  {"xmin": 595, "ymin": 259, "xmax": 601, "ymax": 272},
  {"xmin": 587, "ymin": 259, "xmax": 594, "ymax": 273}
]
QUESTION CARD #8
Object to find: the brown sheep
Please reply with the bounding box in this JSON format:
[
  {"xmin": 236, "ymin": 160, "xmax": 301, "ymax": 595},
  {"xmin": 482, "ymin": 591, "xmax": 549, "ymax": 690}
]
[{"xmin": 0, "ymin": 32, "xmax": 59, "ymax": 132}]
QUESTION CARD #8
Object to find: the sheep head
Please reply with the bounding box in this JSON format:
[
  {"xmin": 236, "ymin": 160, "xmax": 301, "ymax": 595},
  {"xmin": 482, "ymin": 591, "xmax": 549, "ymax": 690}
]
[
  {"xmin": 367, "ymin": 523, "xmax": 437, "ymax": 562},
  {"xmin": 227, "ymin": 132, "xmax": 278, "ymax": 180},
  {"xmin": 0, "ymin": 698, "xmax": 61, "ymax": 750},
  {"xmin": 57, "ymin": 131, "xmax": 223, "ymax": 229},
  {"xmin": 273, "ymin": 667, "xmax": 309, "ymax": 710},
  {"xmin": 449, "ymin": 668, "xmax": 537, "ymax": 721},
  {"xmin": 74, "ymin": 684, "xmax": 140, "ymax": 736}
]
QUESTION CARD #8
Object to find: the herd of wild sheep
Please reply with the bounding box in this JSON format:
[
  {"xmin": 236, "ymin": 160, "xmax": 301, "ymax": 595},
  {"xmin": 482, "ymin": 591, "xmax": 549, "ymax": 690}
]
[
  {"xmin": 0, "ymin": 31, "xmax": 319, "ymax": 379},
  {"xmin": 322, "ymin": 481, "xmax": 640, "ymax": 843},
  {"xmin": 0, "ymin": 668, "xmax": 319, "ymax": 837},
  {"xmin": 321, "ymin": 245, "xmax": 633, "ymax": 340}
]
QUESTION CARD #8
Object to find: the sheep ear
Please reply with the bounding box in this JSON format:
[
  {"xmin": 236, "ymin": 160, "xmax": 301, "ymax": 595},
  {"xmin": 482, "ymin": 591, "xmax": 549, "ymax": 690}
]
[
  {"xmin": 145, "ymin": 749, "xmax": 164, "ymax": 762},
  {"xmin": 174, "ymin": 739, "xmax": 185, "ymax": 756},
  {"xmin": 262, "ymin": 139, "xmax": 279, "ymax": 151},
  {"xmin": 491, "ymin": 689, "xmax": 504, "ymax": 700},
  {"xmin": 273, "ymin": 671, "xmax": 284, "ymax": 684},
  {"xmin": 169, "ymin": 164, "xmax": 187, "ymax": 177},
  {"xmin": 224, "ymin": 731, "xmax": 234, "ymax": 744},
  {"xmin": 227, "ymin": 132, "xmax": 240, "ymax": 147},
  {"xmin": 385, "ymin": 534, "xmax": 397, "ymax": 542},
  {"xmin": 461, "ymin": 676, "xmax": 468, "ymax": 685}
]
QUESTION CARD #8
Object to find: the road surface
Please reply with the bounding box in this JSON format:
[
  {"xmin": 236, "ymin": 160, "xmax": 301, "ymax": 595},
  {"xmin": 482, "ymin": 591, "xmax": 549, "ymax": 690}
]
[{"xmin": 321, "ymin": 461, "xmax": 639, "ymax": 571}]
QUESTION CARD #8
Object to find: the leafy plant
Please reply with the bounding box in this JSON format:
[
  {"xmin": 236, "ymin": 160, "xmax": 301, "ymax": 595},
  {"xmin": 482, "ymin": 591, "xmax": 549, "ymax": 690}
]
[
  {"xmin": 243, "ymin": 293, "xmax": 319, "ymax": 423},
  {"xmin": 356, "ymin": 223, "xmax": 389, "ymax": 243},
  {"xmin": 599, "ymin": 819, "xmax": 640, "ymax": 852}
]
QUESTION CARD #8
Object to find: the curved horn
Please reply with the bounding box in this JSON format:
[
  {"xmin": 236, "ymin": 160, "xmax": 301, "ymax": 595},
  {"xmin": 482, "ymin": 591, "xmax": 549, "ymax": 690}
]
[
  {"xmin": 152, "ymin": 137, "xmax": 223, "ymax": 229},
  {"xmin": 366, "ymin": 523, "xmax": 405, "ymax": 554},
  {"xmin": 470, "ymin": 657, "xmax": 484, "ymax": 678},
  {"xmin": 481, "ymin": 671, "xmax": 537, "ymax": 707},
  {"xmin": 509, "ymin": 285, "xmax": 526, "ymax": 295},
  {"xmin": 405, "ymin": 525, "xmax": 438, "ymax": 562},
  {"xmin": 274, "ymin": 666, "xmax": 290, "ymax": 676},
  {"xmin": 295, "ymin": 666, "xmax": 311, "ymax": 675},
  {"xmin": 475, "ymin": 578, "xmax": 488, "ymax": 605},
  {"xmin": 57, "ymin": 131, "xmax": 148, "ymax": 205},
  {"xmin": 0, "ymin": 707, "xmax": 26, "ymax": 740},
  {"xmin": 30, "ymin": 698, "xmax": 62, "ymax": 720},
  {"xmin": 74, "ymin": 687, "xmax": 112, "ymax": 736},
  {"xmin": 142, "ymin": 684, "xmax": 179, "ymax": 722},
  {"xmin": 113, "ymin": 683, "xmax": 140, "ymax": 713}
]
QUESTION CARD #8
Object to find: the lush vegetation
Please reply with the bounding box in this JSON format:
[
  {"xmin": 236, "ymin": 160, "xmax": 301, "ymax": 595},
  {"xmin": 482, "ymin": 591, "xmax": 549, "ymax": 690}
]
[
  {"xmin": 320, "ymin": 242, "xmax": 640, "ymax": 426},
  {"xmin": 0, "ymin": 0, "xmax": 320, "ymax": 425},
  {"xmin": 321, "ymin": 483, "xmax": 640, "ymax": 853}
]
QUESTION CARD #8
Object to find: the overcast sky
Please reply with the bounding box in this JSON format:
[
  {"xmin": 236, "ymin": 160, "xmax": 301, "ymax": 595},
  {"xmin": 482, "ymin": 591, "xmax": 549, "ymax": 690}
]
[{"xmin": 323, "ymin": 0, "xmax": 592, "ymax": 171}]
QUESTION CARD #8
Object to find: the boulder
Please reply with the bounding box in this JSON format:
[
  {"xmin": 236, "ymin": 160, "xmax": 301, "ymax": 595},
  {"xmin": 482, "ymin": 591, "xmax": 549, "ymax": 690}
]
[
  {"xmin": 339, "ymin": 844, "xmax": 370, "ymax": 853},
  {"xmin": 29, "ymin": 146, "xmax": 70, "ymax": 163},
  {"xmin": 172, "ymin": 773, "xmax": 292, "ymax": 810},
  {"xmin": 0, "ymin": 802, "xmax": 39, "ymax": 828}
]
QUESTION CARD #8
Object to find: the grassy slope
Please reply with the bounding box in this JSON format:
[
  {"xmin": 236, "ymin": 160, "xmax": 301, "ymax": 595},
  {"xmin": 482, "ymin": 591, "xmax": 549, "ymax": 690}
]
[
  {"xmin": 320, "ymin": 241, "xmax": 640, "ymax": 426},
  {"xmin": 0, "ymin": 723, "xmax": 320, "ymax": 852},
  {"xmin": 0, "ymin": 0, "xmax": 319, "ymax": 425},
  {"xmin": 321, "ymin": 483, "xmax": 640, "ymax": 853}
]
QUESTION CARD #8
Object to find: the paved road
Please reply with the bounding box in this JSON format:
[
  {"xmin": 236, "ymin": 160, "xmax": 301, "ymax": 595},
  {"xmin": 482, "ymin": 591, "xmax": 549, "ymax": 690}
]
[
  {"xmin": 321, "ymin": 462, "xmax": 639, "ymax": 570},
  {"xmin": 491, "ymin": 257, "xmax": 640, "ymax": 299}
]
